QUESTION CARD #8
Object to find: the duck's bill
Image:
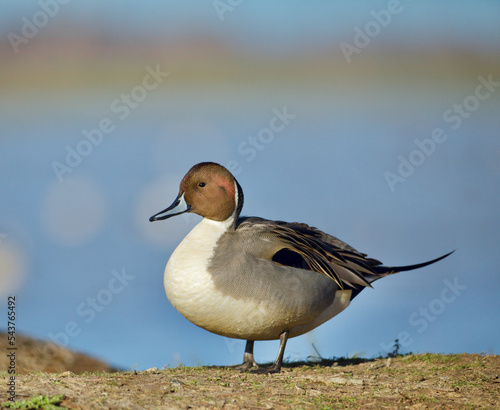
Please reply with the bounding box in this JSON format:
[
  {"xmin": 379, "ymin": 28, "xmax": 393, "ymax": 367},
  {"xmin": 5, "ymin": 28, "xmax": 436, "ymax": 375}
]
[{"xmin": 149, "ymin": 193, "xmax": 191, "ymax": 222}]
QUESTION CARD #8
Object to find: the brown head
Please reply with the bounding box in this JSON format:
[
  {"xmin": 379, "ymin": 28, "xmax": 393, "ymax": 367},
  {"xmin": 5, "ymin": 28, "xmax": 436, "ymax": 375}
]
[{"xmin": 149, "ymin": 162, "xmax": 243, "ymax": 222}]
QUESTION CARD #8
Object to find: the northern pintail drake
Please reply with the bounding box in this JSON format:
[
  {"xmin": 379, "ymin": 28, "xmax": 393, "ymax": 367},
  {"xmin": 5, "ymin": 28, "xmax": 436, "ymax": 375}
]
[{"xmin": 150, "ymin": 162, "xmax": 452, "ymax": 373}]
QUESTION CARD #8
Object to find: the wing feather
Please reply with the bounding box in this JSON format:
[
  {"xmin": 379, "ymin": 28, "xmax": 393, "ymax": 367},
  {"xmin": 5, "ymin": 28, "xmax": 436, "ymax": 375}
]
[
  {"xmin": 236, "ymin": 217, "xmax": 378, "ymax": 290},
  {"xmin": 235, "ymin": 216, "xmax": 452, "ymax": 292}
]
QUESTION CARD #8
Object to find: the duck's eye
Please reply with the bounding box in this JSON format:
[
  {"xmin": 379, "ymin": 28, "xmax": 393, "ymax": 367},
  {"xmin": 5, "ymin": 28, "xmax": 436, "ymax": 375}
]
[{"xmin": 198, "ymin": 182, "xmax": 206, "ymax": 188}]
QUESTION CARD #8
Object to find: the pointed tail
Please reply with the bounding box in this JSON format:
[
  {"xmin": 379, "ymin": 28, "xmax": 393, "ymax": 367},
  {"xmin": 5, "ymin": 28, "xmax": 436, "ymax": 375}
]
[{"xmin": 373, "ymin": 250, "xmax": 455, "ymax": 275}]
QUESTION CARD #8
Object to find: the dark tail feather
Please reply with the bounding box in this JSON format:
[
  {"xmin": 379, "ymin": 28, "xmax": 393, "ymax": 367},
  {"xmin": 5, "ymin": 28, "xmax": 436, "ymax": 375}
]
[{"xmin": 373, "ymin": 250, "xmax": 455, "ymax": 275}]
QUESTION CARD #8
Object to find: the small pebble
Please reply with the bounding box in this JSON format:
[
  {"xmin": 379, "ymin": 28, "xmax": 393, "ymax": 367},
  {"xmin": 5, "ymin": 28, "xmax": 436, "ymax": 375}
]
[{"xmin": 145, "ymin": 367, "xmax": 159, "ymax": 373}]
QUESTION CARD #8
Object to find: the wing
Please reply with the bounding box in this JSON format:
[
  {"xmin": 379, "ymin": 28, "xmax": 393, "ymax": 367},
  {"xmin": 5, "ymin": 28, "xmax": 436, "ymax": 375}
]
[{"xmin": 236, "ymin": 217, "xmax": 383, "ymax": 290}]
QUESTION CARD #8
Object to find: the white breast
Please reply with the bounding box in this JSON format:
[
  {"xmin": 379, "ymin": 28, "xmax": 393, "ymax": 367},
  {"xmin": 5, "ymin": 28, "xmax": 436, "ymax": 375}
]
[
  {"xmin": 164, "ymin": 218, "xmax": 258, "ymax": 337},
  {"xmin": 164, "ymin": 217, "xmax": 229, "ymax": 311}
]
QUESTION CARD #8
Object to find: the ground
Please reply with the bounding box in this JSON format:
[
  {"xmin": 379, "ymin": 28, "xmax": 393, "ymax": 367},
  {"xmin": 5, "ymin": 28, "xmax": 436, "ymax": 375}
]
[{"xmin": 0, "ymin": 334, "xmax": 499, "ymax": 409}]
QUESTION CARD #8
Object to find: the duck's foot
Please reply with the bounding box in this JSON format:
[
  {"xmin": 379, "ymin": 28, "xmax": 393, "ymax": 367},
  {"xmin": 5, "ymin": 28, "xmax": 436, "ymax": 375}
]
[
  {"xmin": 227, "ymin": 340, "xmax": 259, "ymax": 371},
  {"xmin": 250, "ymin": 364, "xmax": 281, "ymax": 374},
  {"xmin": 250, "ymin": 331, "xmax": 289, "ymax": 375},
  {"xmin": 227, "ymin": 361, "xmax": 258, "ymax": 371},
  {"xmin": 227, "ymin": 332, "xmax": 289, "ymax": 374}
]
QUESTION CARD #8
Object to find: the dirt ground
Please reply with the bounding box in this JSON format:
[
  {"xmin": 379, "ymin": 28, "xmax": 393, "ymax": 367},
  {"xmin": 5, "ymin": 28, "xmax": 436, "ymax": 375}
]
[{"xmin": 1, "ymin": 334, "xmax": 499, "ymax": 409}]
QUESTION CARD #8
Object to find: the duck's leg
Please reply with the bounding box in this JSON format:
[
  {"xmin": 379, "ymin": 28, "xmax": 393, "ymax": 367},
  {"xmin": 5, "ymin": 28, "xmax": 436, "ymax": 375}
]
[
  {"xmin": 229, "ymin": 340, "xmax": 259, "ymax": 370},
  {"xmin": 251, "ymin": 330, "xmax": 289, "ymax": 374}
]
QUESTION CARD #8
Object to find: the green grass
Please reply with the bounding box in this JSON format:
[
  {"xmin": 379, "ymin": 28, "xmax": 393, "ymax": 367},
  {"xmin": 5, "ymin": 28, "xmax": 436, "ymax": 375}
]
[
  {"xmin": 402, "ymin": 353, "xmax": 461, "ymax": 364},
  {"xmin": 1, "ymin": 395, "xmax": 66, "ymax": 410}
]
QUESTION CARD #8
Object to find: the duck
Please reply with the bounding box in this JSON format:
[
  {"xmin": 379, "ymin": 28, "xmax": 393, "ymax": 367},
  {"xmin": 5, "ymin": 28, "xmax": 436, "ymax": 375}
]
[{"xmin": 149, "ymin": 162, "xmax": 452, "ymax": 373}]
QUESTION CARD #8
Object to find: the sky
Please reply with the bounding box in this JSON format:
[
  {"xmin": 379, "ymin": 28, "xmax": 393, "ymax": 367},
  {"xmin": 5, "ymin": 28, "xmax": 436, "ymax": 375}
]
[{"xmin": 0, "ymin": 1, "xmax": 499, "ymax": 371}]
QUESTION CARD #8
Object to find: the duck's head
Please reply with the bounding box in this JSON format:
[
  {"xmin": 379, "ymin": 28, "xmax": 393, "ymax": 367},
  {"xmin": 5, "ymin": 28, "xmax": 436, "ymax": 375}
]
[{"xmin": 149, "ymin": 162, "xmax": 243, "ymax": 223}]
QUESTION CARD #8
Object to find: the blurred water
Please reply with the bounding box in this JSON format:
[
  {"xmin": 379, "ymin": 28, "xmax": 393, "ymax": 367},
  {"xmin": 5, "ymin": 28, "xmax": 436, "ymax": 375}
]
[{"xmin": 1, "ymin": 77, "xmax": 499, "ymax": 369}]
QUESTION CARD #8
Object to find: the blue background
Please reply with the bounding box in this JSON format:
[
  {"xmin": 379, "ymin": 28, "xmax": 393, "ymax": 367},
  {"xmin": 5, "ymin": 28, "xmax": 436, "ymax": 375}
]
[{"xmin": 0, "ymin": 0, "xmax": 499, "ymax": 370}]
